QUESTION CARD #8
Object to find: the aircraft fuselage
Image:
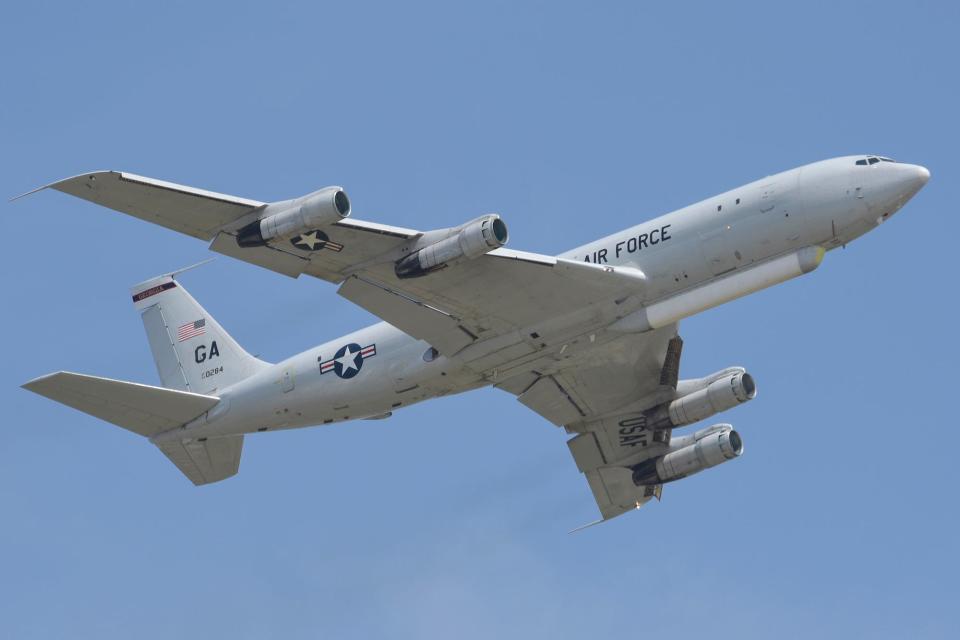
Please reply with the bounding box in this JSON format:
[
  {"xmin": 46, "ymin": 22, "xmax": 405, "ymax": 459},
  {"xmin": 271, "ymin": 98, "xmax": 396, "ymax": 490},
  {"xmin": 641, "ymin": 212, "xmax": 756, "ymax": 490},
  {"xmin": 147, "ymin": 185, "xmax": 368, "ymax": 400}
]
[{"xmin": 163, "ymin": 156, "xmax": 928, "ymax": 442}]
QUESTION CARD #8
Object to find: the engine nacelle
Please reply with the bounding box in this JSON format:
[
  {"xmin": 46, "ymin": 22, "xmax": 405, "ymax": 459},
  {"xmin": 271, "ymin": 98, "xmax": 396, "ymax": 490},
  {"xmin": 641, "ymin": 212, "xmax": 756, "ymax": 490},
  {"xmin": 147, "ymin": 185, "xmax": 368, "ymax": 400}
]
[
  {"xmin": 236, "ymin": 186, "xmax": 351, "ymax": 247},
  {"xmin": 631, "ymin": 424, "xmax": 743, "ymax": 485},
  {"xmin": 395, "ymin": 214, "xmax": 508, "ymax": 278},
  {"xmin": 647, "ymin": 369, "xmax": 756, "ymax": 430}
]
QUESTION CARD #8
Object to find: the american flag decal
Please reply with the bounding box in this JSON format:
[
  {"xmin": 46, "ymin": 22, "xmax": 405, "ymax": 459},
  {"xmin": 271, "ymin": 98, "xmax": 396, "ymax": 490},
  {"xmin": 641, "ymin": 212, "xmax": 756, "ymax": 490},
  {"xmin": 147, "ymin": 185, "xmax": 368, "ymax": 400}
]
[{"xmin": 177, "ymin": 318, "xmax": 206, "ymax": 342}]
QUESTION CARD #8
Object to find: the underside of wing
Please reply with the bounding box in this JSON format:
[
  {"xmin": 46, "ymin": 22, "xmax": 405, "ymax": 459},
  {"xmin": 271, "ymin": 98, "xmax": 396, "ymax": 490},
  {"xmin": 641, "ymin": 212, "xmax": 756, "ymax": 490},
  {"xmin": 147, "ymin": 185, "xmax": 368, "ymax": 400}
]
[
  {"xmin": 369, "ymin": 249, "xmax": 645, "ymax": 335},
  {"xmin": 340, "ymin": 248, "xmax": 648, "ymax": 356},
  {"xmin": 28, "ymin": 172, "xmax": 645, "ymax": 346},
  {"xmin": 24, "ymin": 171, "xmax": 420, "ymax": 283},
  {"xmin": 30, "ymin": 171, "xmax": 264, "ymax": 240},
  {"xmin": 495, "ymin": 328, "xmax": 683, "ymax": 523}
]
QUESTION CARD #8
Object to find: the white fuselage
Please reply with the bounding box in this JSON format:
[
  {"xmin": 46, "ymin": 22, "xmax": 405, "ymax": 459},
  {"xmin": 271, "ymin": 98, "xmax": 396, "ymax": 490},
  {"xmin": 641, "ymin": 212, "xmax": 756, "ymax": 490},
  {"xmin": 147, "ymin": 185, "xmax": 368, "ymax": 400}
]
[{"xmin": 172, "ymin": 156, "xmax": 928, "ymax": 440}]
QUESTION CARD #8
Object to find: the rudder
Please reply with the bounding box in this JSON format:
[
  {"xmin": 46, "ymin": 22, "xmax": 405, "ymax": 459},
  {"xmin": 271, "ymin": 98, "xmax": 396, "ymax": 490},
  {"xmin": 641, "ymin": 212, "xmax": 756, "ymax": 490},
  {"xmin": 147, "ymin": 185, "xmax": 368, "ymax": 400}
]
[{"xmin": 132, "ymin": 273, "xmax": 268, "ymax": 395}]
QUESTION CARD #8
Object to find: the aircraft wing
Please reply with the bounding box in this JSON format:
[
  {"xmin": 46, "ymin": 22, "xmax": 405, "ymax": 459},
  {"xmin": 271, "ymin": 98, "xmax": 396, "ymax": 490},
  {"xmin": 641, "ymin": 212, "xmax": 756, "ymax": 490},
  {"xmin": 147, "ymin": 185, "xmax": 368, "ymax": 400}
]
[
  {"xmin": 337, "ymin": 250, "xmax": 646, "ymax": 355},
  {"xmin": 496, "ymin": 328, "xmax": 683, "ymax": 523},
  {"xmin": 27, "ymin": 171, "xmax": 648, "ymax": 353},
  {"xmin": 18, "ymin": 171, "xmax": 265, "ymax": 240},
  {"xmin": 20, "ymin": 171, "xmax": 419, "ymax": 282}
]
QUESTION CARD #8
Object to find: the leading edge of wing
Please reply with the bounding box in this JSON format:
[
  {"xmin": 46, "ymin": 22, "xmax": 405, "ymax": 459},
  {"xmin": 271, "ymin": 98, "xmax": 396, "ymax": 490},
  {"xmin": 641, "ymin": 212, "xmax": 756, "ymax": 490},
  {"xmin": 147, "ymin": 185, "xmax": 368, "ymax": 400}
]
[{"xmin": 11, "ymin": 170, "xmax": 266, "ymax": 207}]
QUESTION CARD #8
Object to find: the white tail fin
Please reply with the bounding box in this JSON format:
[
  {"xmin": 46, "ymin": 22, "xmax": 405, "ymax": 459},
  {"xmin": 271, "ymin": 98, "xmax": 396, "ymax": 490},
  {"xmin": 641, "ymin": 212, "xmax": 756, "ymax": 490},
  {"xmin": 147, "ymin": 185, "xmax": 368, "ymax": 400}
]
[{"xmin": 132, "ymin": 273, "xmax": 268, "ymax": 394}]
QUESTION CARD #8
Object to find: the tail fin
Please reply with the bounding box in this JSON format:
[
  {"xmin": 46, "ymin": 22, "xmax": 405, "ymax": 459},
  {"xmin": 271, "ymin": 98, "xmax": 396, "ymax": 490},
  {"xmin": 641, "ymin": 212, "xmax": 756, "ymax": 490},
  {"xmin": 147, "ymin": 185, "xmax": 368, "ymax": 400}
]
[{"xmin": 132, "ymin": 272, "xmax": 268, "ymax": 395}]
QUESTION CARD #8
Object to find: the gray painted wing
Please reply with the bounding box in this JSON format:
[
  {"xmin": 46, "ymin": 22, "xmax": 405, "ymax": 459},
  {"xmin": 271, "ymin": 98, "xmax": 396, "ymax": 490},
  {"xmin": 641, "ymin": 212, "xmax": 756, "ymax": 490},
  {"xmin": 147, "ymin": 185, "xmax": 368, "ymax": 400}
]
[
  {"xmin": 340, "ymin": 249, "xmax": 648, "ymax": 357},
  {"xmin": 496, "ymin": 326, "xmax": 680, "ymax": 522},
  {"xmin": 31, "ymin": 172, "xmax": 646, "ymax": 346},
  {"xmin": 27, "ymin": 171, "xmax": 419, "ymax": 282},
  {"xmin": 34, "ymin": 171, "xmax": 264, "ymax": 240}
]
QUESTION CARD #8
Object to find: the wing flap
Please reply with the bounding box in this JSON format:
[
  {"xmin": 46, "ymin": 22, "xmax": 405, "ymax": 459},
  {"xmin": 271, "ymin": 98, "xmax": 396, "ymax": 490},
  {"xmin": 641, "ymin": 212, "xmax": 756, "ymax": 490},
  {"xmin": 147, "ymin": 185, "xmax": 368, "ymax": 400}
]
[
  {"xmin": 497, "ymin": 326, "xmax": 680, "ymax": 522},
  {"xmin": 517, "ymin": 375, "xmax": 586, "ymax": 426},
  {"xmin": 22, "ymin": 371, "xmax": 220, "ymax": 437},
  {"xmin": 338, "ymin": 275, "xmax": 475, "ymax": 353}
]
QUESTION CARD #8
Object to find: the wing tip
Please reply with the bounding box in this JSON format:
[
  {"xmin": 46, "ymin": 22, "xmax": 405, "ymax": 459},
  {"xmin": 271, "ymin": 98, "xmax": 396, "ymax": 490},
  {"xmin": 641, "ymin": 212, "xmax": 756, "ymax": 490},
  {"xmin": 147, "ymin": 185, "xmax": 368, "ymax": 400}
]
[
  {"xmin": 9, "ymin": 170, "xmax": 117, "ymax": 202},
  {"xmin": 568, "ymin": 518, "xmax": 606, "ymax": 534},
  {"xmin": 21, "ymin": 370, "xmax": 68, "ymax": 391}
]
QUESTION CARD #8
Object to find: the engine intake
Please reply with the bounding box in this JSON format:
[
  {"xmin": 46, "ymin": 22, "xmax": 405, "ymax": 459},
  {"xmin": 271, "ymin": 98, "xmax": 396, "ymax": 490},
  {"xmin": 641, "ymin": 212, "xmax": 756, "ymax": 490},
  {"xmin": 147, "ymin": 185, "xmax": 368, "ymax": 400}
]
[
  {"xmin": 236, "ymin": 186, "xmax": 351, "ymax": 248},
  {"xmin": 647, "ymin": 369, "xmax": 756, "ymax": 430},
  {"xmin": 395, "ymin": 214, "xmax": 508, "ymax": 278},
  {"xmin": 632, "ymin": 424, "xmax": 742, "ymax": 486}
]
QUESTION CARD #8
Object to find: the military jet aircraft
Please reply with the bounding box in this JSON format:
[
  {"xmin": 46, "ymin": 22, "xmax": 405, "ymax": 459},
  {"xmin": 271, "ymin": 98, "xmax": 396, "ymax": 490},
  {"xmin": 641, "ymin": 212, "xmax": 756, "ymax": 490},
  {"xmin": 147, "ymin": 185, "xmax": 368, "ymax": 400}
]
[{"xmin": 18, "ymin": 155, "xmax": 929, "ymax": 524}]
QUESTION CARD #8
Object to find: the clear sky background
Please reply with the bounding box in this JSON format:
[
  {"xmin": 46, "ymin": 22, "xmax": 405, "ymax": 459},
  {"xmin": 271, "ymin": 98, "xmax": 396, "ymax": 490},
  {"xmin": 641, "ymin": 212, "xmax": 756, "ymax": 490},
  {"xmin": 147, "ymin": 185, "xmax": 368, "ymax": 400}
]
[{"xmin": 2, "ymin": 1, "xmax": 957, "ymax": 638}]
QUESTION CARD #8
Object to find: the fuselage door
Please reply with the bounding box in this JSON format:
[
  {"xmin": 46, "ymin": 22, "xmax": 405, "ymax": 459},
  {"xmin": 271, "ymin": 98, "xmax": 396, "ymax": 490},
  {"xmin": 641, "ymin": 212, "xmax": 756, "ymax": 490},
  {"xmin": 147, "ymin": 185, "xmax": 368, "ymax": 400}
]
[
  {"xmin": 282, "ymin": 369, "xmax": 295, "ymax": 393},
  {"xmin": 759, "ymin": 182, "xmax": 777, "ymax": 213}
]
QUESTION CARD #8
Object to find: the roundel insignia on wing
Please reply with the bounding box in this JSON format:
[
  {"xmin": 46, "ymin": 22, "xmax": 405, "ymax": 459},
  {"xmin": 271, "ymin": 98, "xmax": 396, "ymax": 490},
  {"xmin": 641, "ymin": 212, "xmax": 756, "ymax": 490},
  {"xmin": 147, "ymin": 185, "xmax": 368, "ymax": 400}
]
[
  {"xmin": 290, "ymin": 230, "xmax": 345, "ymax": 253},
  {"xmin": 319, "ymin": 342, "xmax": 378, "ymax": 379}
]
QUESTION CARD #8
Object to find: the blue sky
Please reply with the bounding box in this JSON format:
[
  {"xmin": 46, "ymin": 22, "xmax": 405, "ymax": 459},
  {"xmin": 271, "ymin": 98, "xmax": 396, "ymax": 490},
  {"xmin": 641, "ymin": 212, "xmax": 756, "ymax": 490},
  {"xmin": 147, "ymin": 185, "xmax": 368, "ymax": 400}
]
[{"xmin": 2, "ymin": 1, "xmax": 958, "ymax": 638}]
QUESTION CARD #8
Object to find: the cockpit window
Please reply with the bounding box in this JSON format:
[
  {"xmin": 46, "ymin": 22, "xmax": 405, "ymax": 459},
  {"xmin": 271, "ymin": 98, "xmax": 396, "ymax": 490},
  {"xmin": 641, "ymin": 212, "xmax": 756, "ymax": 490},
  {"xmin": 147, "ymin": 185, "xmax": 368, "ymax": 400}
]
[{"xmin": 856, "ymin": 156, "xmax": 895, "ymax": 166}]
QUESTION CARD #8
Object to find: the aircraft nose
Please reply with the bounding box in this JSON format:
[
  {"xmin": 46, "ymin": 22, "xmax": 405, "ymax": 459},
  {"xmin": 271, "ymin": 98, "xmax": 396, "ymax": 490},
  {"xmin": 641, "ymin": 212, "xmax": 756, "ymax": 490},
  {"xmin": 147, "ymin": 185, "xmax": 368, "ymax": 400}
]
[
  {"xmin": 912, "ymin": 164, "xmax": 931, "ymax": 188},
  {"xmin": 888, "ymin": 163, "xmax": 930, "ymax": 200},
  {"xmin": 869, "ymin": 162, "xmax": 930, "ymax": 223}
]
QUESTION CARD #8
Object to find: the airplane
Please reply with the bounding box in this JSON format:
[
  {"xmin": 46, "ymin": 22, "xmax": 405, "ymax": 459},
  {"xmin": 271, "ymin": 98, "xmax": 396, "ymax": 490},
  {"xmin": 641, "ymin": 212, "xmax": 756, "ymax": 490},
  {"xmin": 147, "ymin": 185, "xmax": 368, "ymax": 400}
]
[{"xmin": 18, "ymin": 155, "xmax": 929, "ymax": 525}]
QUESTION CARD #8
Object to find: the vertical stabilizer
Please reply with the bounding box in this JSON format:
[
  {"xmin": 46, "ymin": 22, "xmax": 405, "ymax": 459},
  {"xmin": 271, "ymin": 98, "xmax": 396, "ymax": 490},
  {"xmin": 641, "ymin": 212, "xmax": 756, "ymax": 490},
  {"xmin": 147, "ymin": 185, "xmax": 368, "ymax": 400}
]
[{"xmin": 131, "ymin": 274, "xmax": 268, "ymax": 394}]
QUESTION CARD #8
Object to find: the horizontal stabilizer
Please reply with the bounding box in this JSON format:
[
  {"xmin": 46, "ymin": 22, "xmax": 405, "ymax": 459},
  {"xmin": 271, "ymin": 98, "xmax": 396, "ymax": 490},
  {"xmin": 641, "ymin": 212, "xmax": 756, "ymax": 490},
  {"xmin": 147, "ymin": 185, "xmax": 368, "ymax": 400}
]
[
  {"xmin": 156, "ymin": 435, "xmax": 243, "ymax": 485},
  {"xmin": 22, "ymin": 371, "xmax": 220, "ymax": 437}
]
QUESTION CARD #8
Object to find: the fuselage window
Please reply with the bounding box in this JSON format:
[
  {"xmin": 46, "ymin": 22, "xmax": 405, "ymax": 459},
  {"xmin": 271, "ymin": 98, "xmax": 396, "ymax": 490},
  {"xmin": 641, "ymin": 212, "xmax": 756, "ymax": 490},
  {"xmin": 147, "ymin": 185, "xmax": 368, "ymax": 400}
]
[
  {"xmin": 880, "ymin": 157, "xmax": 896, "ymax": 162},
  {"xmin": 717, "ymin": 205, "xmax": 722, "ymax": 211},
  {"xmin": 736, "ymin": 198, "xmax": 741, "ymax": 204},
  {"xmin": 855, "ymin": 159, "xmax": 867, "ymax": 166},
  {"xmin": 868, "ymin": 157, "xmax": 880, "ymax": 165}
]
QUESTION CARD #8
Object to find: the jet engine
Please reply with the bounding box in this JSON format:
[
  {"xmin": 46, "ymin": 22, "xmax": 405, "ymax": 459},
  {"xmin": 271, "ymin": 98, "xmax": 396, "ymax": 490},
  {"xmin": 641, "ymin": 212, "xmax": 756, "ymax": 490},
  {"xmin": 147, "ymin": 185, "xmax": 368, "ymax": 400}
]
[
  {"xmin": 631, "ymin": 424, "xmax": 742, "ymax": 486},
  {"xmin": 395, "ymin": 214, "xmax": 508, "ymax": 278},
  {"xmin": 236, "ymin": 186, "xmax": 351, "ymax": 247},
  {"xmin": 646, "ymin": 369, "xmax": 756, "ymax": 430}
]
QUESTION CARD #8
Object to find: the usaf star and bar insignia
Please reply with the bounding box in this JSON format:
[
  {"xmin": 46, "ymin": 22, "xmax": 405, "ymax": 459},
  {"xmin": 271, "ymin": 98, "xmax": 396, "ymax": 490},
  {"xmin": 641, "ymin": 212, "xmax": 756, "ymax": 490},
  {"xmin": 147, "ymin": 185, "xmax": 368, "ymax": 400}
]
[
  {"xmin": 290, "ymin": 229, "xmax": 344, "ymax": 253},
  {"xmin": 319, "ymin": 343, "xmax": 377, "ymax": 379}
]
